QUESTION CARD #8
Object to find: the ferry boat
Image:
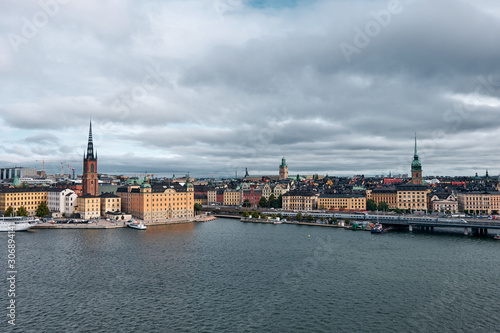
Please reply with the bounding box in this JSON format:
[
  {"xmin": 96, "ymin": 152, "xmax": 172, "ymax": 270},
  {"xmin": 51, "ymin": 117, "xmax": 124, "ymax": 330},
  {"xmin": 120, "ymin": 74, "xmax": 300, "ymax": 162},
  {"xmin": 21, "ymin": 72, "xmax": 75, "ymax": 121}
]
[
  {"xmin": 371, "ymin": 223, "xmax": 387, "ymax": 234},
  {"xmin": 128, "ymin": 220, "xmax": 147, "ymax": 230},
  {"xmin": 0, "ymin": 216, "xmax": 39, "ymax": 231}
]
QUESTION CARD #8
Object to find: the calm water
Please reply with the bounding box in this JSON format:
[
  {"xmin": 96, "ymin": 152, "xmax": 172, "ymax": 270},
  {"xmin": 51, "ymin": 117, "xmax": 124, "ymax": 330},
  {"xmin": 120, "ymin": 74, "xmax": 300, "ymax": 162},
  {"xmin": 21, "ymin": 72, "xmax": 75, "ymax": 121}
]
[{"xmin": 1, "ymin": 219, "xmax": 500, "ymax": 332}]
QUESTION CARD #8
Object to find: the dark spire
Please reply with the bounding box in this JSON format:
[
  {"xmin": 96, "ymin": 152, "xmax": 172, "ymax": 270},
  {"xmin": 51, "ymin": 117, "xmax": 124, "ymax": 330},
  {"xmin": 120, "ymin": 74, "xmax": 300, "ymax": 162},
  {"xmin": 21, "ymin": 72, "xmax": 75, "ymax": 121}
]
[
  {"xmin": 414, "ymin": 132, "xmax": 418, "ymax": 159},
  {"xmin": 86, "ymin": 120, "xmax": 95, "ymax": 159}
]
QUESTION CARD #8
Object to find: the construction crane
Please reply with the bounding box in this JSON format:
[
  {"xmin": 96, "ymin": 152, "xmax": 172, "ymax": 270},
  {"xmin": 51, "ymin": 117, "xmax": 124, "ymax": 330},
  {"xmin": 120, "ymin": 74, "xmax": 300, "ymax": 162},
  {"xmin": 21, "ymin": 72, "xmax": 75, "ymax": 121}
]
[{"xmin": 35, "ymin": 158, "xmax": 59, "ymax": 176}]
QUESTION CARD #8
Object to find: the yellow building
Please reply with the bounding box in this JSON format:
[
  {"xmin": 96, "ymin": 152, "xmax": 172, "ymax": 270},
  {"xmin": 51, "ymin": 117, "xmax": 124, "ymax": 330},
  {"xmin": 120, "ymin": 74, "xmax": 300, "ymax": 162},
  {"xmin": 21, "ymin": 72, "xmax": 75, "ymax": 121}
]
[
  {"xmin": 370, "ymin": 187, "xmax": 398, "ymax": 209},
  {"xmin": 223, "ymin": 189, "xmax": 241, "ymax": 206},
  {"xmin": 194, "ymin": 195, "xmax": 207, "ymax": 206},
  {"xmin": 117, "ymin": 180, "xmax": 194, "ymax": 221},
  {"xmin": 457, "ymin": 191, "xmax": 500, "ymax": 214},
  {"xmin": 282, "ymin": 191, "xmax": 317, "ymax": 211},
  {"xmin": 396, "ymin": 185, "xmax": 428, "ymax": 211},
  {"xmin": 370, "ymin": 185, "xmax": 428, "ymax": 211},
  {"xmin": 318, "ymin": 194, "xmax": 366, "ymax": 211},
  {"xmin": 100, "ymin": 193, "xmax": 121, "ymax": 215},
  {"xmin": 0, "ymin": 188, "xmax": 48, "ymax": 217},
  {"xmin": 76, "ymin": 195, "xmax": 101, "ymax": 220}
]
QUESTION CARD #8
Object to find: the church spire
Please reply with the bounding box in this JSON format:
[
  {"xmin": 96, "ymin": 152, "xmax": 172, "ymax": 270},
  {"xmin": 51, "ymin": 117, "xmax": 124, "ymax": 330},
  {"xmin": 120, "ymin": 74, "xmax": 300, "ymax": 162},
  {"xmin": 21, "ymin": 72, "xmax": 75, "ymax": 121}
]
[
  {"xmin": 414, "ymin": 132, "xmax": 418, "ymax": 159},
  {"xmin": 86, "ymin": 120, "xmax": 95, "ymax": 160}
]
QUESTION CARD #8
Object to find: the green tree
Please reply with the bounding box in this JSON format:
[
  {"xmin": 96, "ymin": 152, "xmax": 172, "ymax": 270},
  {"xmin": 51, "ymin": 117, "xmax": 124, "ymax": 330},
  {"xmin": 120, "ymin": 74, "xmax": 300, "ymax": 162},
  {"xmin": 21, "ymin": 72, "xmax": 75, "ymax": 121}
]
[
  {"xmin": 394, "ymin": 208, "xmax": 403, "ymax": 214},
  {"xmin": 260, "ymin": 213, "xmax": 267, "ymax": 219},
  {"xmin": 344, "ymin": 218, "xmax": 350, "ymax": 225},
  {"xmin": 36, "ymin": 202, "xmax": 50, "ymax": 217},
  {"xmin": 251, "ymin": 211, "xmax": 259, "ymax": 219},
  {"xmin": 320, "ymin": 217, "xmax": 325, "ymax": 222},
  {"xmin": 241, "ymin": 211, "xmax": 250, "ymax": 218},
  {"xmin": 194, "ymin": 203, "xmax": 203, "ymax": 215},
  {"xmin": 307, "ymin": 215, "xmax": 314, "ymax": 222},
  {"xmin": 377, "ymin": 202, "xmax": 389, "ymax": 211},
  {"xmin": 258, "ymin": 196, "xmax": 267, "ymax": 208},
  {"xmin": 331, "ymin": 217, "xmax": 338, "ymax": 223},
  {"xmin": 242, "ymin": 199, "xmax": 251, "ymax": 208},
  {"xmin": 296, "ymin": 213, "xmax": 303, "ymax": 221},
  {"xmin": 277, "ymin": 213, "xmax": 283, "ymax": 219},
  {"xmin": 271, "ymin": 214, "xmax": 277, "ymax": 219},
  {"xmin": 268, "ymin": 194, "xmax": 277, "ymax": 208},
  {"xmin": 4, "ymin": 206, "xmax": 14, "ymax": 217},
  {"xmin": 278, "ymin": 194, "xmax": 283, "ymax": 208},
  {"xmin": 16, "ymin": 206, "xmax": 28, "ymax": 217},
  {"xmin": 366, "ymin": 199, "xmax": 377, "ymax": 211}
]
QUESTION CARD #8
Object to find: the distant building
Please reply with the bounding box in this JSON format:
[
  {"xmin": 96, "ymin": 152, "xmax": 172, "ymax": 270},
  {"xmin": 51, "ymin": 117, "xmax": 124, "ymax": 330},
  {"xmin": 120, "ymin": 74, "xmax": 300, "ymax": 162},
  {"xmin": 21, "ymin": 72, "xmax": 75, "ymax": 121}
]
[
  {"xmin": 411, "ymin": 134, "xmax": 423, "ymax": 185},
  {"xmin": 428, "ymin": 192, "xmax": 458, "ymax": 213},
  {"xmin": 223, "ymin": 188, "xmax": 241, "ymax": 206},
  {"xmin": 279, "ymin": 157, "xmax": 288, "ymax": 180},
  {"xmin": 282, "ymin": 190, "xmax": 317, "ymax": 211},
  {"xmin": 116, "ymin": 177, "xmax": 194, "ymax": 220},
  {"xmin": 318, "ymin": 194, "xmax": 366, "ymax": 211},
  {"xmin": 457, "ymin": 191, "xmax": 500, "ymax": 214},
  {"xmin": 0, "ymin": 167, "xmax": 38, "ymax": 180},
  {"xmin": 82, "ymin": 121, "xmax": 98, "ymax": 196}
]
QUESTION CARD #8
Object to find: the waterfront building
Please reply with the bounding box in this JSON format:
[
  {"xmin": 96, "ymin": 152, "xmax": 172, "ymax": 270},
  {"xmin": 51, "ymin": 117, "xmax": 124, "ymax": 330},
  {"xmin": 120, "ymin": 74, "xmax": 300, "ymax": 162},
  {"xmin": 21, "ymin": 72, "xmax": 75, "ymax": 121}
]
[
  {"xmin": 242, "ymin": 188, "xmax": 262, "ymax": 207},
  {"xmin": 396, "ymin": 185, "xmax": 428, "ymax": 211},
  {"xmin": 47, "ymin": 188, "xmax": 77, "ymax": 217},
  {"xmin": 457, "ymin": 191, "xmax": 500, "ymax": 214},
  {"xmin": 282, "ymin": 190, "xmax": 318, "ymax": 211},
  {"xmin": 318, "ymin": 194, "xmax": 366, "ymax": 211},
  {"xmin": 117, "ymin": 178, "xmax": 194, "ymax": 220},
  {"xmin": 428, "ymin": 192, "xmax": 458, "ymax": 213},
  {"xmin": 279, "ymin": 157, "xmax": 288, "ymax": 180},
  {"xmin": 223, "ymin": 188, "xmax": 242, "ymax": 206},
  {"xmin": 216, "ymin": 189, "xmax": 224, "ymax": 205},
  {"xmin": 370, "ymin": 184, "xmax": 428, "ymax": 211},
  {"xmin": 76, "ymin": 194, "xmax": 101, "ymax": 219},
  {"xmin": 207, "ymin": 188, "xmax": 217, "ymax": 205},
  {"xmin": 194, "ymin": 194, "xmax": 208, "ymax": 206},
  {"xmin": 82, "ymin": 121, "xmax": 99, "ymax": 196},
  {"xmin": 369, "ymin": 187, "xmax": 398, "ymax": 209},
  {"xmin": 0, "ymin": 188, "xmax": 48, "ymax": 216},
  {"xmin": 99, "ymin": 192, "xmax": 121, "ymax": 215},
  {"xmin": 411, "ymin": 134, "xmax": 423, "ymax": 185}
]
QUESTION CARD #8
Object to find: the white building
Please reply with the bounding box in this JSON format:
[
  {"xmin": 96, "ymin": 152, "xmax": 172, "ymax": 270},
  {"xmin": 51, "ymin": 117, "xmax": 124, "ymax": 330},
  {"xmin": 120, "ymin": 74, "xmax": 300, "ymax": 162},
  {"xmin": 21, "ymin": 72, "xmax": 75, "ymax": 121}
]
[{"xmin": 47, "ymin": 188, "xmax": 77, "ymax": 217}]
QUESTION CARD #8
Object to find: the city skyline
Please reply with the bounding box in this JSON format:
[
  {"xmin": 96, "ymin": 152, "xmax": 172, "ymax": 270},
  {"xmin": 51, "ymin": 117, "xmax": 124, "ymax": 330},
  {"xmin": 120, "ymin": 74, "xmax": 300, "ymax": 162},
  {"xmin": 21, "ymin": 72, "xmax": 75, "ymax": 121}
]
[{"xmin": 1, "ymin": 0, "xmax": 500, "ymax": 177}]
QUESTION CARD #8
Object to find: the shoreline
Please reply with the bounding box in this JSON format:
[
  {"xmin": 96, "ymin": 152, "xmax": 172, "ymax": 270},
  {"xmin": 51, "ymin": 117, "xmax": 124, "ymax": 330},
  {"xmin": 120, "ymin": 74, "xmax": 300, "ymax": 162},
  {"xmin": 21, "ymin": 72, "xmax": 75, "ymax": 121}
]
[{"xmin": 32, "ymin": 215, "xmax": 218, "ymax": 229}]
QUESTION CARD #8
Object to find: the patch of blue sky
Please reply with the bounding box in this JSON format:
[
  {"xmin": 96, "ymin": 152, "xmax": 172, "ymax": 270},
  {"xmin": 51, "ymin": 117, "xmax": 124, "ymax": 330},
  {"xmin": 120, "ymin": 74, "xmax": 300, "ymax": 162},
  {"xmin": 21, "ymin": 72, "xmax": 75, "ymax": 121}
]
[{"xmin": 246, "ymin": 0, "xmax": 305, "ymax": 9}]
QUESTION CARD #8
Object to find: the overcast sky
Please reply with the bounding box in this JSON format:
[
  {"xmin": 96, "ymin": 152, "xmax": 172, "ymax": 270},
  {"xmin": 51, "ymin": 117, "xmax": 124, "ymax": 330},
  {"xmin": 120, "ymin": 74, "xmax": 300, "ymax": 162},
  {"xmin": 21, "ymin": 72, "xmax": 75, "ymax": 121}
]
[{"xmin": 1, "ymin": 0, "xmax": 500, "ymax": 178}]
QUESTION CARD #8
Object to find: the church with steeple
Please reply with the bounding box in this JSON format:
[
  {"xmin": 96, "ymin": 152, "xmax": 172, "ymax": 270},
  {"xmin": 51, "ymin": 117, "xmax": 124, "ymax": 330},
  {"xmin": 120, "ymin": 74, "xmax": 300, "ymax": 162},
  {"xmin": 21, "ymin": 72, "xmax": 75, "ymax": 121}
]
[
  {"xmin": 82, "ymin": 121, "xmax": 99, "ymax": 196},
  {"xmin": 279, "ymin": 157, "xmax": 288, "ymax": 180},
  {"xmin": 411, "ymin": 134, "xmax": 423, "ymax": 185}
]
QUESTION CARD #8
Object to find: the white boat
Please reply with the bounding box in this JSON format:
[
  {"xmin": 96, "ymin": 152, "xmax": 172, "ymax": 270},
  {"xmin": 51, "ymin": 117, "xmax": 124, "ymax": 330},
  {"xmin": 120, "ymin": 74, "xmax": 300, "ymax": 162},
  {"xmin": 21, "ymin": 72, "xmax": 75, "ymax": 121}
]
[
  {"xmin": 0, "ymin": 216, "xmax": 39, "ymax": 231},
  {"xmin": 273, "ymin": 221, "xmax": 283, "ymax": 224},
  {"xmin": 128, "ymin": 220, "xmax": 147, "ymax": 230}
]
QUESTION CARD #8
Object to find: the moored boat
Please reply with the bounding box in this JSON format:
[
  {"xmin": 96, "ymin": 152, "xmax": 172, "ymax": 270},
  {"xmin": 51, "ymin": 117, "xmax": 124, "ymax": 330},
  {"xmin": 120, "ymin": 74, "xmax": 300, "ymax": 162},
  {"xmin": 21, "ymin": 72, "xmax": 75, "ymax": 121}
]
[
  {"xmin": 494, "ymin": 234, "xmax": 500, "ymax": 240},
  {"xmin": 0, "ymin": 216, "xmax": 39, "ymax": 231},
  {"xmin": 371, "ymin": 223, "xmax": 387, "ymax": 234},
  {"xmin": 128, "ymin": 220, "xmax": 147, "ymax": 230}
]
